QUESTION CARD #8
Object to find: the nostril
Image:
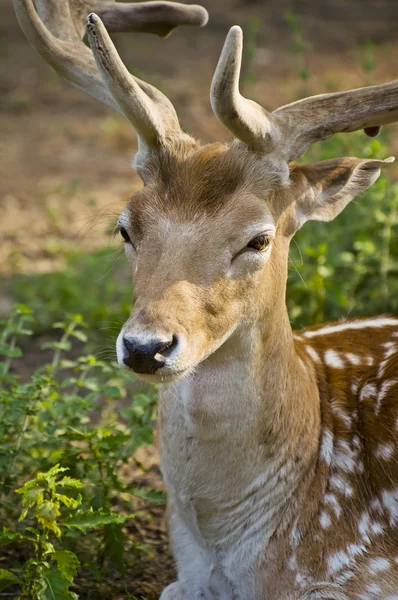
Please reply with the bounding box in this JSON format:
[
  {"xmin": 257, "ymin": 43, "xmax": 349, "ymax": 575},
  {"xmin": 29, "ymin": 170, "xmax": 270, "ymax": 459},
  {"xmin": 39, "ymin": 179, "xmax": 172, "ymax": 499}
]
[
  {"xmin": 158, "ymin": 334, "xmax": 179, "ymax": 357},
  {"xmin": 123, "ymin": 336, "xmax": 138, "ymax": 355}
]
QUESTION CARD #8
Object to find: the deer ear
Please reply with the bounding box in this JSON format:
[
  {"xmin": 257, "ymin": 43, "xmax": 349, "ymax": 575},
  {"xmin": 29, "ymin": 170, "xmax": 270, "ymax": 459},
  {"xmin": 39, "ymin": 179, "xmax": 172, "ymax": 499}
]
[{"xmin": 292, "ymin": 156, "xmax": 394, "ymax": 228}]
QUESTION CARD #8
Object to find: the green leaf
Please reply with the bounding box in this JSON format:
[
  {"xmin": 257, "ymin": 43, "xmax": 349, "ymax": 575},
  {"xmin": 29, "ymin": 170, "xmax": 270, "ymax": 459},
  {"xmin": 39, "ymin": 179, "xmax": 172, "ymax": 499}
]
[
  {"xmin": 128, "ymin": 487, "xmax": 166, "ymax": 504},
  {"xmin": 104, "ymin": 386, "xmax": 121, "ymax": 398},
  {"xmin": 0, "ymin": 529, "xmax": 30, "ymax": 546},
  {"xmin": 48, "ymin": 341, "xmax": 72, "ymax": 352},
  {"xmin": 19, "ymin": 508, "xmax": 28, "ymax": 522},
  {"xmin": 62, "ymin": 509, "xmax": 134, "ymax": 532},
  {"xmin": 59, "ymin": 359, "xmax": 77, "ymax": 369},
  {"xmin": 61, "ymin": 427, "xmax": 93, "ymax": 441},
  {"xmin": 103, "ymin": 523, "xmax": 126, "ymax": 573},
  {"xmin": 1, "ymin": 346, "xmax": 22, "ymax": 359},
  {"xmin": 45, "ymin": 464, "xmax": 69, "ymax": 478},
  {"xmin": 71, "ymin": 330, "xmax": 87, "ymax": 343},
  {"xmin": 57, "ymin": 477, "xmax": 84, "ymax": 489},
  {"xmin": 15, "ymin": 484, "xmax": 44, "ymax": 508},
  {"xmin": 35, "ymin": 502, "xmax": 61, "ymax": 536},
  {"xmin": 35, "ymin": 500, "xmax": 60, "ymax": 521},
  {"xmin": 0, "ymin": 569, "xmax": 21, "ymax": 591},
  {"xmin": 43, "ymin": 569, "xmax": 78, "ymax": 600},
  {"xmin": 53, "ymin": 551, "xmax": 80, "ymax": 583},
  {"xmin": 56, "ymin": 494, "xmax": 81, "ymax": 510}
]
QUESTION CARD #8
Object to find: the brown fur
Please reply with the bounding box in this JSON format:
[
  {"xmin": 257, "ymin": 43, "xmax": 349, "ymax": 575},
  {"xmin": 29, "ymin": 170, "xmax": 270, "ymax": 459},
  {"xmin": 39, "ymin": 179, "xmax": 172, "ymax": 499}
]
[{"xmin": 119, "ymin": 139, "xmax": 398, "ymax": 598}]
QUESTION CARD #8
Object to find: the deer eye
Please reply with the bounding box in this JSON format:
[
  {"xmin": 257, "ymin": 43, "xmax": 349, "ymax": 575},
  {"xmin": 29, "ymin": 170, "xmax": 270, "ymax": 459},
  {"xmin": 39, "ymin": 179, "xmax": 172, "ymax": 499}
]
[
  {"xmin": 247, "ymin": 234, "xmax": 270, "ymax": 251},
  {"xmin": 120, "ymin": 227, "xmax": 131, "ymax": 244}
]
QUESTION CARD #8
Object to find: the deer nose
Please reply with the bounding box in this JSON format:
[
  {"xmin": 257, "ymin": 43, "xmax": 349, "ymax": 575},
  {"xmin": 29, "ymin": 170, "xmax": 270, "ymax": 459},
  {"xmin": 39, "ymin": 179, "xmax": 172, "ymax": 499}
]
[{"xmin": 122, "ymin": 334, "xmax": 178, "ymax": 374}]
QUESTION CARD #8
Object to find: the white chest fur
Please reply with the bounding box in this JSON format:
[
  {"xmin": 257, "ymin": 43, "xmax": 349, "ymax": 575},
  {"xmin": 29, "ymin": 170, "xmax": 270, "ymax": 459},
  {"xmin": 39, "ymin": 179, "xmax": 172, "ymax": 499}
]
[{"xmin": 158, "ymin": 359, "xmax": 299, "ymax": 597}]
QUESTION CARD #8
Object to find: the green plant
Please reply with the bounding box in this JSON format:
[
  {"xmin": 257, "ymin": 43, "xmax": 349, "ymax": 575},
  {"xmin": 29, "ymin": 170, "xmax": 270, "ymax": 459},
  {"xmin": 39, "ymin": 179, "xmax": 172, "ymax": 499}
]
[
  {"xmin": 0, "ymin": 464, "xmax": 133, "ymax": 599},
  {"xmin": 288, "ymin": 131, "xmax": 398, "ymax": 327},
  {"xmin": 0, "ymin": 306, "xmax": 164, "ymax": 597},
  {"xmin": 11, "ymin": 248, "xmax": 131, "ymax": 336}
]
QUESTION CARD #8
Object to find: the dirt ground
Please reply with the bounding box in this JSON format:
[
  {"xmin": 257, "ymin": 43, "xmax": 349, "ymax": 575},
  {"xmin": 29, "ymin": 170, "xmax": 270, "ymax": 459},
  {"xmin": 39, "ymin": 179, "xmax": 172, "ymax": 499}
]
[{"xmin": 2, "ymin": 0, "xmax": 398, "ymax": 597}]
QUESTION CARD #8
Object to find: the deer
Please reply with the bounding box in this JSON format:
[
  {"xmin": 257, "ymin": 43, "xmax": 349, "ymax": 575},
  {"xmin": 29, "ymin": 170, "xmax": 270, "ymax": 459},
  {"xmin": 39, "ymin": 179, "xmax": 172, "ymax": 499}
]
[{"xmin": 13, "ymin": 1, "xmax": 398, "ymax": 598}]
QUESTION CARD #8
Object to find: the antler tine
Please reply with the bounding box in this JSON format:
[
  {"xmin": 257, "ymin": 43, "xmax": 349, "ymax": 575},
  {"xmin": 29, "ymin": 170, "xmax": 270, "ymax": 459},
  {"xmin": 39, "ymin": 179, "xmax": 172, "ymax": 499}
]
[
  {"xmin": 14, "ymin": 0, "xmax": 120, "ymax": 111},
  {"xmin": 37, "ymin": 0, "xmax": 208, "ymax": 40},
  {"xmin": 273, "ymin": 83, "xmax": 398, "ymax": 161},
  {"xmin": 86, "ymin": 13, "xmax": 181, "ymax": 148},
  {"xmin": 90, "ymin": 1, "xmax": 208, "ymax": 38},
  {"xmin": 210, "ymin": 26, "xmax": 280, "ymax": 154}
]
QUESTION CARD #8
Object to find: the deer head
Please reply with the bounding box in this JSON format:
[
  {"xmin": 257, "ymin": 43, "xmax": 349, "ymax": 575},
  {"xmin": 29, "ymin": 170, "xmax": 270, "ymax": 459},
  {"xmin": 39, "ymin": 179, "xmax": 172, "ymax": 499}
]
[
  {"xmin": 114, "ymin": 27, "xmax": 397, "ymax": 382},
  {"xmin": 14, "ymin": 2, "xmax": 397, "ymax": 383}
]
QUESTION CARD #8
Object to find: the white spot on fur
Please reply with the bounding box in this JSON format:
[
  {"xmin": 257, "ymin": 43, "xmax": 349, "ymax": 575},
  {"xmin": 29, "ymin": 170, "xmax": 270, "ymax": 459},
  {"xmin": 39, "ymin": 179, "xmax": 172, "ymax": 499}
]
[
  {"xmin": 375, "ymin": 379, "xmax": 398, "ymax": 414},
  {"xmin": 347, "ymin": 543, "xmax": 365, "ymax": 558},
  {"xmin": 324, "ymin": 493, "xmax": 342, "ymax": 518},
  {"xmin": 332, "ymin": 439, "xmax": 358, "ymax": 473},
  {"xmin": 327, "ymin": 550, "xmax": 350, "ymax": 574},
  {"xmin": 346, "ymin": 353, "xmax": 361, "ymax": 365},
  {"xmin": 368, "ymin": 557, "xmax": 391, "ymax": 574},
  {"xmin": 358, "ymin": 512, "xmax": 371, "ymax": 544},
  {"xmin": 335, "ymin": 569, "xmax": 354, "ymax": 585},
  {"xmin": 324, "ymin": 349, "xmax": 345, "ymax": 368},
  {"xmin": 370, "ymin": 520, "xmax": 384, "ymax": 535},
  {"xmin": 384, "ymin": 341, "xmax": 395, "ymax": 350},
  {"xmin": 305, "ymin": 345, "xmax": 320, "ymax": 362},
  {"xmin": 369, "ymin": 497, "xmax": 383, "ymax": 514},
  {"xmin": 289, "ymin": 526, "xmax": 302, "ymax": 549},
  {"xmin": 330, "ymin": 403, "xmax": 352, "ymax": 428},
  {"xmin": 375, "ymin": 443, "xmax": 394, "ymax": 461},
  {"xmin": 295, "ymin": 572, "xmax": 313, "ymax": 589},
  {"xmin": 319, "ymin": 510, "xmax": 332, "ymax": 529},
  {"xmin": 303, "ymin": 318, "xmax": 398, "ymax": 337},
  {"xmin": 366, "ymin": 584, "xmax": 381, "ymax": 594},
  {"xmin": 351, "ymin": 378, "xmax": 360, "ymax": 395},
  {"xmin": 330, "ymin": 474, "xmax": 353, "ymax": 497},
  {"xmin": 359, "ymin": 383, "xmax": 377, "ymax": 401},
  {"xmin": 381, "ymin": 488, "xmax": 398, "ymax": 525},
  {"xmin": 377, "ymin": 346, "xmax": 397, "ymax": 378},
  {"xmin": 319, "ymin": 429, "xmax": 334, "ymax": 465}
]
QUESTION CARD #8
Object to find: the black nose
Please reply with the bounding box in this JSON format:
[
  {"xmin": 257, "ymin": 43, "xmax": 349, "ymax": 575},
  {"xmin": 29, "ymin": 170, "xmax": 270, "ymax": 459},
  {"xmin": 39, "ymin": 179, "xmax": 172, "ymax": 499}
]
[{"xmin": 122, "ymin": 335, "xmax": 177, "ymax": 374}]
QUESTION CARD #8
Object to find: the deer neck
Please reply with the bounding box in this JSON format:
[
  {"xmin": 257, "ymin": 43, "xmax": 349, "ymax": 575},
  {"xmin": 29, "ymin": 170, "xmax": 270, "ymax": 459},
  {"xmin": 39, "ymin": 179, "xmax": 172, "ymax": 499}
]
[
  {"xmin": 172, "ymin": 284, "xmax": 320, "ymax": 449},
  {"xmin": 160, "ymin": 283, "xmax": 321, "ymax": 545}
]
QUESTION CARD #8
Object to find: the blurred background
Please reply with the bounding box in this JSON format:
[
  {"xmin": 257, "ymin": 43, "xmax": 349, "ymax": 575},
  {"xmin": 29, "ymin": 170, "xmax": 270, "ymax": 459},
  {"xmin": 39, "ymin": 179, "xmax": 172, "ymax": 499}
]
[{"xmin": 0, "ymin": 1, "xmax": 397, "ymax": 598}]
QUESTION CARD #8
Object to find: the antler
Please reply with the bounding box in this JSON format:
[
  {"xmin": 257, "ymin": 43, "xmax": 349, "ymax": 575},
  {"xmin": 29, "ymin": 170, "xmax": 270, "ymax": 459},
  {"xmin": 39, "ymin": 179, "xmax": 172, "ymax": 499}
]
[
  {"xmin": 13, "ymin": 0, "xmax": 207, "ymax": 156},
  {"xmin": 36, "ymin": 0, "xmax": 208, "ymax": 40},
  {"xmin": 211, "ymin": 26, "xmax": 398, "ymax": 162},
  {"xmin": 210, "ymin": 26, "xmax": 280, "ymax": 154}
]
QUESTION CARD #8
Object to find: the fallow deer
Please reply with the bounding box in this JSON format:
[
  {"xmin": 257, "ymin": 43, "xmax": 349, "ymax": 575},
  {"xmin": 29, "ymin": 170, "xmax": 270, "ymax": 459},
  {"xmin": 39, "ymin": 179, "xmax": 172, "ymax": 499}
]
[{"xmin": 14, "ymin": 2, "xmax": 398, "ymax": 598}]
